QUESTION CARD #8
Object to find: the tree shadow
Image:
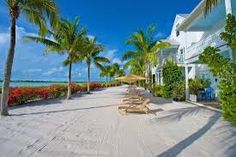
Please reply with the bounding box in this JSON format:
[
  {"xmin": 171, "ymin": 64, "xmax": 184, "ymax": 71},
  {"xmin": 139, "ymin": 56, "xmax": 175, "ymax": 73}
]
[
  {"xmin": 215, "ymin": 123, "xmax": 236, "ymax": 157},
  {"xmin": 156, "ymin": 113, "xmax": 221, "ymax": 157},
  {"xmin": 10, "ymin": 104, "xmax": 118, "ymax": 117},
  {"xmin": 9, "ymin": 98, "xmax": 64, "ymax": 110},
  {"xmin": 150, "ymin": 106, "xmax": 203, "ymax": 124},
  {"xmin": 150, "ymin": 97, "xmax": 173, "ymax": 105}
]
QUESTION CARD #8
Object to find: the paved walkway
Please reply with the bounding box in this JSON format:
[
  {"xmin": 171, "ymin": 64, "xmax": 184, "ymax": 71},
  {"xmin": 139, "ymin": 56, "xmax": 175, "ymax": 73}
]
[{"xmin": 0, "ymin": 86, "xmax": 235, "ymax": 157}]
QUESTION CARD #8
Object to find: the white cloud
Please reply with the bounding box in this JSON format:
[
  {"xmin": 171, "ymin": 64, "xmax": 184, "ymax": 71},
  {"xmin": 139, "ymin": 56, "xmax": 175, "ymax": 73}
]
[
  {"xmin": 0, "ymin": 24, "xmax": 104, "ymax": 81},
  {"xmin": 23, "ymin": 68, "xmax": 43, "ymax": 73},
  {"xmin": 104, "ymin": 49, "xmax": 118, "ymax": 60},
  {"xmin": 43, "ymin": 66, "xmax": 65, "ymax": 76},
  {"xmin": 0, "ymin": 26, "xmax": 37, "ymax": 46},
  {"xmin": 87, "ymin": 34, "xmax": 95, "ymax": 40},
  {"xmin": 0, "ymin": 33, "xmax": 9, "ymax": 44},
  {"xmin": 112, "ymin": 58, "xmax": 122, "ymax": 65}
]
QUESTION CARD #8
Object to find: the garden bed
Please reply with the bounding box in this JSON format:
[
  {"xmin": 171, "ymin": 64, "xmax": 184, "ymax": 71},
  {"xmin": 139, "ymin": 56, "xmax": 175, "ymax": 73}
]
[{"xmin": 6, "ymin": 82, "xmax": 106, "ymax": 106}]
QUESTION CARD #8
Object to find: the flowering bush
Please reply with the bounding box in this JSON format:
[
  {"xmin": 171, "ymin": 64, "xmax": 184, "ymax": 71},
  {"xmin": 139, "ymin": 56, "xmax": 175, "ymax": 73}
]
[{"xmin": 7, "ymin": 82, "xmax": 104, "ymax": 105}]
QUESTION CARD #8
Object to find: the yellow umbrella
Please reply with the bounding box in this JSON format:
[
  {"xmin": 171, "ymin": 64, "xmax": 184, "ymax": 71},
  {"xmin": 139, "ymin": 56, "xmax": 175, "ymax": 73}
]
[{"xmin": 115, "ymin": 74, "xmax": 145, "ymax": 83}]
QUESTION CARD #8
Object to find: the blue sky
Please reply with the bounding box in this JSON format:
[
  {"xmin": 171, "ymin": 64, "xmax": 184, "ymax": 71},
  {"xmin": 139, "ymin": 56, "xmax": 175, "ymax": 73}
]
[{"xmin": 0, "ymin": 0, "xmax": 200, "ymax": 81}]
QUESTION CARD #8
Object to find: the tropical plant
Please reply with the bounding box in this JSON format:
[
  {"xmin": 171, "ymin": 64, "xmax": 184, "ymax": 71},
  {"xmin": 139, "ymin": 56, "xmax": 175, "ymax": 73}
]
[
  {"xmin": 100, "ymin": 63, "xmax": 123, "ymax": 82},
  {"xmin": 199, "ymin": 14, "xmax": 236, "ymax": 125},
  {"xmin": 189, "ymin": 78, "xmax": 211, "ymax": 95},
  {"xmin": 1, "ymin": 0, "xmax": 58, "ymax": 116},
  {"xmin": 220, "ymin": 14, "xmax": 236, "ymax": 62},
  {"xmin": 100, "ymin": 65, "xmax": 112, "ymax": 82},
  {"xmin": 82, "ymin": 37, "xmax": 109, "ymax": 93},
  {"xmin": 122, "ymin": 25, "xmax": 170, "ymax": 89},
  {"xmin": 123, "ymin": 54, "xmax": 145, "ymax": 76},
  {"xmin": 152, "ymin": 84, "xmax": 165, "ymax": 97},
  {"xmin": 162, "ymin": 60, "xmax": 183, "ymax": 98},
  {"xmin": 25, "ymin": 17, "xmax": 86, "ymax": 100},
  {"xmin": 172, "ymin": 81, "xmax": 186, "ymax": 101},
  {"xmin": 117, "ymin": 69, "xmax": 126, "ymax": 77}
]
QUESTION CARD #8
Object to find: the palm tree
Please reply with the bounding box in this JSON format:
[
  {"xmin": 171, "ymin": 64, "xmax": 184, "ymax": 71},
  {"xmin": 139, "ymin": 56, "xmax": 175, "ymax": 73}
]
[
  {"xmin": 26, "ymin": 17, "xmax": 86, "ymax": 100},
  {"xmin": 122, "ymin": 25, "xmax": 170, "ymax": 88},
  {"xmin": 99, "ymin": 63, "xmax": 121, "ymax": 84},
  {"xmin": 82, "ymin": 37, "xmax": 109, "ymax": 93},
  {"xmin": 110, "ymin": 63, "xmax": 120, "ymax": 79},
  {"xmin": 123, "ymin": 55, "xmax": 145, "ymax": 76},
  {"xmin": 100, "ymin": 65, "xmax": 112, "ymax": 83},
  {"xmin": 117, "ymin": 69, "xmax": 126, "ymax": 77},
  {"xmin": 1, "ymin": 0, "xmax": 58, "ymax": 116}
]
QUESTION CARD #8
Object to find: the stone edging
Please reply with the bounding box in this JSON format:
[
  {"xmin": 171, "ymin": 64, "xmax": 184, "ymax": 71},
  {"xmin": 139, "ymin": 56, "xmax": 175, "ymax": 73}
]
[{"xmin": 185, "ymin": 100, "xmax": 222, "ymax": 113}]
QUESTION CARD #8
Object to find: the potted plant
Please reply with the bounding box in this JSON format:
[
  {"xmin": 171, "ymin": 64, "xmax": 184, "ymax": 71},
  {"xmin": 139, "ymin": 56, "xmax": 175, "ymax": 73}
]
[{"xmin": 189, "ymin": 78, "xmax": 211, "ymax": 102}]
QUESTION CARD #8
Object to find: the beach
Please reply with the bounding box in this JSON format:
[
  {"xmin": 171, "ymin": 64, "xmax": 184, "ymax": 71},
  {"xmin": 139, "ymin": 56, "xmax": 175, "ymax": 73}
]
[{"xmin": 0, "ymin": 85, "xmax": 235, "ymax": 157}]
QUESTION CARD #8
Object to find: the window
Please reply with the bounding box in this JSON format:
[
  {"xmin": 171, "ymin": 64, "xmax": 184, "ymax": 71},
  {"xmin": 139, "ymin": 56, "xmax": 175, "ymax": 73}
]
[{"xmin": 176, "ymin": 31, "xmax": 180, "ymax": 37}]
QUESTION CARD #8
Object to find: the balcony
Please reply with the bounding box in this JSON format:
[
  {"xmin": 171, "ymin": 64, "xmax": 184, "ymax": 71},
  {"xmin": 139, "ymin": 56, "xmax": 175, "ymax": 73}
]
[
  {"xmin": 157, "ymin": 53, "xmax": 184, "ymax": 69},
  {"xmin": 185, "ymin": 29, "xmax": 226, "ymax": 63}
]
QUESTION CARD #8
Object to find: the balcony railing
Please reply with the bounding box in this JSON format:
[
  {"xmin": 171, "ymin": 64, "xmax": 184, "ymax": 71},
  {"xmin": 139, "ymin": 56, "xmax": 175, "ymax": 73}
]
[
  {"xmin": 185, "ymin": 29, "xmax": 226, "ymax": 61},
  {"xmin": 157, "ymin": 53, "xmax": 184, "ymax": 68}
]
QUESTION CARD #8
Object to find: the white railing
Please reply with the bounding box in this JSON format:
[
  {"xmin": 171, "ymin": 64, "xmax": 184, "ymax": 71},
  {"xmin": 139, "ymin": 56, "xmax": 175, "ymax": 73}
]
[
  {"xmin": 158, "ymin": 53, "xmax": 184, "ymax": 67},
  {"xmin": 185, "ymin": 29, "xmax": 226, "ymax": 60}
]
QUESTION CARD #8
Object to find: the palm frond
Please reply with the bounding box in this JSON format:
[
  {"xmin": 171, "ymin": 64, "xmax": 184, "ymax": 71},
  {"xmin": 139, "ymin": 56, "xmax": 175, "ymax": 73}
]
[
  {"xmin": 20, "ymin": 0, "xmax": 58, "ymax": 35},
  {"xmin": 204, "ymin": 0, "xmax": 219, "ymax": 16},
  {"xmin": 94, "ymin": 56, "xmax": 110, "ymax": 63},
  {"xmin": 94, "ymin": 62, "xmax": 105, "ymax": 71},
  {"xmin": 122, "ymin": 51, "xmax": 138, "ymax": 61}
]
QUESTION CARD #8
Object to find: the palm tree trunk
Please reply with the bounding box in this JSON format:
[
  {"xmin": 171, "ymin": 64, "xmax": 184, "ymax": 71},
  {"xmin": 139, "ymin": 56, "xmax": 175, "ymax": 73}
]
[
  {"xmin": 87, "ymin": 63, "xmax": 91, "ymax": 94},
  {"xmin": 1, "ymin": 16, "xmax": 17, "ymax": 116},
  {"xmin": 67, "ymin": 63, "xmax": 72, "ymax": 99},
  {"xmin": 106, "ymin": 77, "xmax": 108, "ymax": 87}
]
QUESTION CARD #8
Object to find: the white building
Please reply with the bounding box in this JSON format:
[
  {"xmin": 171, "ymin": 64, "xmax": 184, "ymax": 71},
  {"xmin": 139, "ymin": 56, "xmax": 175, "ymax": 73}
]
[
  {"xmin": 152, "ymin": 14, "xmax": 203, "ymax": 85},
  {"xmin": 153, "ymin": 0, "xmax": 235, "ymax": 100}
]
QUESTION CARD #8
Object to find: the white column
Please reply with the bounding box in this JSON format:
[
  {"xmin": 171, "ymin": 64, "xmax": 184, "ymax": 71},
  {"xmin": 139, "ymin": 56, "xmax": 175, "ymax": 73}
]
[
  {"xmin": 185, "ymin": 64, "xmax": 190, "ymax": 100},
  {"xmin": 225, "ymin": 0, "xmax": 232, "ymax": 14}
]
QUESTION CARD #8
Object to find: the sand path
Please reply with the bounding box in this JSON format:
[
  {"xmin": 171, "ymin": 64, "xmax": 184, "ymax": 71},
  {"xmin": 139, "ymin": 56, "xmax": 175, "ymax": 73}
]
[{"xmin": 0, "ymin": 86, "xmax": 235, "ymax": 157}]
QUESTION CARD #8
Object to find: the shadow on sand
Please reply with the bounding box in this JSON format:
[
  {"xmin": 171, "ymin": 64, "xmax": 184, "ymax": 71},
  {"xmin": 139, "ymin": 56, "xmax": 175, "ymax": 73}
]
[
  {"xmin": 156, "ymin": 112, "xmax": 221, "ymax": 157},
  {"xmin": 10, "ymin": 104, "xmax": 118, "ymax": 117},
  {"xmin": 151, "ymin": 106, "xmax": 236, "ymax": 157}
]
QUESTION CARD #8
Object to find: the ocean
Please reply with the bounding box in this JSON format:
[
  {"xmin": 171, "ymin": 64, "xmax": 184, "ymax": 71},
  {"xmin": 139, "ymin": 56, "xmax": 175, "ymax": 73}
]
[{"xmin": 0, "ymin": 82, "xmax": 67, "ymax": 87}]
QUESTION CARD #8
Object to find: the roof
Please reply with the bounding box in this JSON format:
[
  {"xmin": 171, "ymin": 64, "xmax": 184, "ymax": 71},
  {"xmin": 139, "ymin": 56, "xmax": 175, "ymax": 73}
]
[
  {"xmin": 177, "ymin": 14, "xmax": 189, "ymax": 18},
  {"xmin": 162, "ymin": 38, "xmax": 180, "ymax": 47},
  {"xmin": 176, "ymin": 0, "xmax": 206, "ymax": 31}
]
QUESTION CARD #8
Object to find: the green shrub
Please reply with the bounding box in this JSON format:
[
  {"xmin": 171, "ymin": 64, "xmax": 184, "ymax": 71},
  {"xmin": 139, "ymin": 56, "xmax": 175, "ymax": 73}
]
[
  {"xmin": 163, "ymin": 60, "xmax": 183, "ymax": 98},
  {"xmin": 152, "ymin": 84, "xmax": 164, "ymax": 97},
  {"xmin": 189, "ymin": 78, "xmax": 211, "ymax": 95},
  {"xmin": 172, "ymin": 81, "xmax": 185, "ymax": 101}
]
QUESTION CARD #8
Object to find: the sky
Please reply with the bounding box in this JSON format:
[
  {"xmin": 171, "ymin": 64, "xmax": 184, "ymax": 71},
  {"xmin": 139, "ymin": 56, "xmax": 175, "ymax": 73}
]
[{"xmin": 0, "ymin": 0, "xmax": 200, "ymax": 81}]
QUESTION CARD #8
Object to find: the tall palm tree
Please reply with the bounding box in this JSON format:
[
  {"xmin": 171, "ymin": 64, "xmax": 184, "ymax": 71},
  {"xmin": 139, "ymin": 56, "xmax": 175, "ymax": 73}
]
[
  {"xmin": 82, "ymin": 37, "xmax": 109, "ymax": 93},
  {"xmin": 122, "ymin": 25, "xmax": 170, "ymax": 87},
  {"xmin": 26, "ymin": 17, "xmax": 86, "ymax": 100},
  {"xmin": 1, "ymin": 0, "xmax": 58, "ymax": 116}
]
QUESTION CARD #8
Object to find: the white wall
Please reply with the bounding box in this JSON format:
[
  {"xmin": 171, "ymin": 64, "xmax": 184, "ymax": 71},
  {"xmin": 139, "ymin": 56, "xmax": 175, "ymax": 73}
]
[{"xmin": 169, "ymin": 15, "xmax": 204, "ymax": 61}]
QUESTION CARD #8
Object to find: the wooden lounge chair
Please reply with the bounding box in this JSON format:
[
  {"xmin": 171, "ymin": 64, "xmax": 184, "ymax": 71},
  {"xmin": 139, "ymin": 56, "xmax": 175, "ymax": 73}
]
[{"xmin": 118, "ymin": 99, "xmax": 151, "ymax": 114}]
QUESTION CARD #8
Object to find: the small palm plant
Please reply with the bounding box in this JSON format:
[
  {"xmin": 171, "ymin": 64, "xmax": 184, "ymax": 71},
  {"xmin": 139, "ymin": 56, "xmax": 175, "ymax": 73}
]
[
  {"xmin": 82, "ymin": 37, "xmax": 109, "ymax": 93},
  {"xmin": 1, "ymin": 0, "xmax": 58, "ymax": 116},
  {"xmin": 25, "ymin": 17, "xmax": 86, "ymax": 100}
]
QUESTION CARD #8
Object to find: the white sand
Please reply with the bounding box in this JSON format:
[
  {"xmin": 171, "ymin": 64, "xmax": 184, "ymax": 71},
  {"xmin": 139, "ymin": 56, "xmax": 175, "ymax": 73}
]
[{"xmin": 0, "ymin": 86, "xmax": 235, "ymax": 157}]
